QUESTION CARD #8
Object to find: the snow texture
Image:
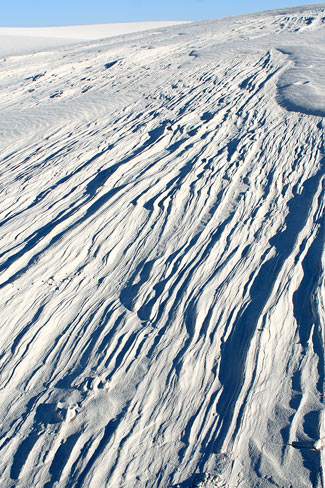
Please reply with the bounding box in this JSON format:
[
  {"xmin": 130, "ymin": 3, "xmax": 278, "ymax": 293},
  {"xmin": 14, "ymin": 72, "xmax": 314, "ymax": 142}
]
[
  {"xmin": 0, "ymin": 4, "xmax": 324, "ymax": 488},
  {"xmin": 0, "ymin": 21, "xmax": 190, "ymax": 58}
]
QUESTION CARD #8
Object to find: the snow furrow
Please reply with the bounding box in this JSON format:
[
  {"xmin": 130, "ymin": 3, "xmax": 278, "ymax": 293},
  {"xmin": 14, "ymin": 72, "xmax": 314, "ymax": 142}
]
[{"xmin": 0, "ymin": 4, "xmax": 324, "ymax": 488}]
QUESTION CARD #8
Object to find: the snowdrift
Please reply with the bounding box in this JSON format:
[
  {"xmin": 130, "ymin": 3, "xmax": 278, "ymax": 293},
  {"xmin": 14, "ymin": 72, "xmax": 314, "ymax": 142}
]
[{"xmin": 0, "ymin": 4, "xmax": 324, "ymax": 488}]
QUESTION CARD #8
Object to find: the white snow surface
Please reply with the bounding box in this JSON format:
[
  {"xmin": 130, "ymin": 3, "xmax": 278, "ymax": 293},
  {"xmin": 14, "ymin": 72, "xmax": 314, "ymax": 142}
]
[
  {"xmin": 0, "ymin": 21, "xmax": 190, "ymax": 57},
  {"xmin": 0, "ymin": 4, "xmax": 324, "ymax": 488}
]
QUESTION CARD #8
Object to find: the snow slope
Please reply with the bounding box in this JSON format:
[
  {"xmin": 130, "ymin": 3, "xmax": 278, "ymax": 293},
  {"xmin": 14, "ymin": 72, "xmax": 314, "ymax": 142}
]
[
  {"xmin": 0, "ymin": 4, "xmax": 324, "ymax": 488},
  {"xmin": 0, "ymin": 21, "xmax": 190, "ymax": 58}
]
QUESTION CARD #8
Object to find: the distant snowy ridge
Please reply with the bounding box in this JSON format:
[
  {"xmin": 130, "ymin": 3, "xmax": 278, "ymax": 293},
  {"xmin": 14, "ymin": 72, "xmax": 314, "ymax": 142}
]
[
  {"xmin": 0, "ymin": 4, "xmax": 324, "ymax": 488},
  {"xmin": 0, "ymin": 21, "xmax": 191, "ymax": 57}
]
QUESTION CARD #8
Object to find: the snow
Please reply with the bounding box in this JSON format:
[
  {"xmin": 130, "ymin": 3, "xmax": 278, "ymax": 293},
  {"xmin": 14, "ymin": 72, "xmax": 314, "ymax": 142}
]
[
  {"xmin": 0, "ymin": 4, "xmax": 324, "ymax": 488},
  {"xmin": 0, "ymin": 21, "xmax": 191, "ymax": 57},
  {"xmin": 314, "ymin": 438, "xmax": 324, "ymax": 450}
]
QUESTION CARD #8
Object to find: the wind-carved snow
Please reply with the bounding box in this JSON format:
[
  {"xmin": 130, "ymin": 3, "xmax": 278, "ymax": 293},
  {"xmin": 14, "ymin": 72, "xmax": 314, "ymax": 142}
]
[
  {"xmin": 0, "ymin": 4, "xmax": 324, "ymax": 488},
  {"xmin": 277, "ymin": 42, "xmax": 325, "ymax": 116}
]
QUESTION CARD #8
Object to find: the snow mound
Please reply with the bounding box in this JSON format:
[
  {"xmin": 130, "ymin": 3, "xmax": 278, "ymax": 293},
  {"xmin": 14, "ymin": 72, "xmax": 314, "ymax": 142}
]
[{"xmin": 277, "ymin": 43, "xmax": 325, "ymax": 116}]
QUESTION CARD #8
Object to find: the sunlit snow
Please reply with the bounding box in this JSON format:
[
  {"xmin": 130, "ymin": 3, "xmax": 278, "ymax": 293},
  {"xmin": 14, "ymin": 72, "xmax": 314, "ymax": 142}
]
[
  {"xmin": 0, "ymin": 4, "xmax": 324, "ymax": 488},
  {"xmin": 0, "ymin": 21, "xmax": 191, "ymax": 57}
]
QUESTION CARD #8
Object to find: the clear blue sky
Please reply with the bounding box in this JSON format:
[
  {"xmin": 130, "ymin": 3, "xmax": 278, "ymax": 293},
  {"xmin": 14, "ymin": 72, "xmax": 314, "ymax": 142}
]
[{"xmin": 1, "ymin": 1, "xmax": 322, "ymax": 27}]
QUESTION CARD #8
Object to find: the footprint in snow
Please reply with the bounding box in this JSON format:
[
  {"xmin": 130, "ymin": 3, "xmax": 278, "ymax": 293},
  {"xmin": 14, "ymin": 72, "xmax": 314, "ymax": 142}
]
[
  {"xmin": 56, "ymin": 403, "xmax": 79, "ymax": 423},
  {"xmin": 80, "ymin": 376, "xmax": 110, "ymax": 392}
]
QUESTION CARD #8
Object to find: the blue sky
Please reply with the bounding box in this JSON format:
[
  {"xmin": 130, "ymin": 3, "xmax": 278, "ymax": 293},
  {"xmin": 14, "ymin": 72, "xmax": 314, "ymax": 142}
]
[{"xmin": 1, "ymin": 1, "xmax": 322, "ymax": 26}]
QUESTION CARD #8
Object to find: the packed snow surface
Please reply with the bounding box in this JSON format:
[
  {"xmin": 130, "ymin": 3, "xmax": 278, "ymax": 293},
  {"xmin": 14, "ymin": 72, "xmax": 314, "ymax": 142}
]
[{"xmin": 0, "ymin": 4, "xmax": 324, "ymax": 488}]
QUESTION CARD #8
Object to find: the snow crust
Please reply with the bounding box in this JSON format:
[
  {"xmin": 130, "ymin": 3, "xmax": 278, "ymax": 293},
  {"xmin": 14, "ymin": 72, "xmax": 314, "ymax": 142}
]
[{"xmin": 0, "ymin": 4, "xmax": 324, "ymax": 488}]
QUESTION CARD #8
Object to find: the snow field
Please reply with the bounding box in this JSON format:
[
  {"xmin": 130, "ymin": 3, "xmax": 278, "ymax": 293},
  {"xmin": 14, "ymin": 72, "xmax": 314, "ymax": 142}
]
[{"xmin": 0, "ymin": 4, "xmax": 324, "ymax": 487}]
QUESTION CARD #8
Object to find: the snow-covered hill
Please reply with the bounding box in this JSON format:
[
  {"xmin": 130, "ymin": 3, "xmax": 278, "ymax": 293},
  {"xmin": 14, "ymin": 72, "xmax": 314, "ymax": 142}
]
[
  {"xmin": 0, "ymin": 4, "xmax": 324, "ymax": 488},
  {"xmin": 0, "ymin": 21, "xmax": 191, "ymax": 58}
]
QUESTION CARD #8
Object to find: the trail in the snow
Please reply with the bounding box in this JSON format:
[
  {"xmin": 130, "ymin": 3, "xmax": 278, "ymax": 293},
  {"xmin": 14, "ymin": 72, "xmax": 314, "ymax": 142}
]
[{"xmin": 0, "ymin": 4, "xmax": 324, "ymax": 488}]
